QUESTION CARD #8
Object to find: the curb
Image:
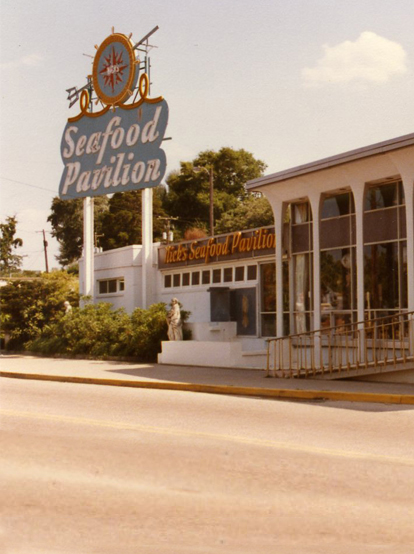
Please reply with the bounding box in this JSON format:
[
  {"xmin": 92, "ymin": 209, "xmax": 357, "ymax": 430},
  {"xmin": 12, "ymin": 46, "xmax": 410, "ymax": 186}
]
[{"xmin": 2, "ymin": 371, "xmax": 414, "ymax": 405}]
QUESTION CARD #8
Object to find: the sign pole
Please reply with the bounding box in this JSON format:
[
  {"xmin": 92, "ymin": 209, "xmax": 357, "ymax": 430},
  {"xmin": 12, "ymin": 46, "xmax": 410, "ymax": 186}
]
[
  {"xmin": 141, "ymin": 187, "xmax": 153, "ymax": 309},
  {"xmin": 83, "ymin": 196, "xmax": 94, "ymax": 302},
  {"xmin": 60, "ymin": 28, "xmax": 167, "ymax": 312}
]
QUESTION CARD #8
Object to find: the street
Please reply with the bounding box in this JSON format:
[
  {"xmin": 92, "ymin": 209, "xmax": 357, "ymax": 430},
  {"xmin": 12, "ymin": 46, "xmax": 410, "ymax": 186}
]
[{"xmin": 1, "ymin": 376, "xmax": 414, "ymax": 554}]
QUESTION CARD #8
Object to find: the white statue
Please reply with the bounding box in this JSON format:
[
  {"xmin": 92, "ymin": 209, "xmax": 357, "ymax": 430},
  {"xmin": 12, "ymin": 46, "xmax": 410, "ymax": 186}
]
[{"xmin": 166, "ymin": 298, "xmax": 183, "ymax": 341}]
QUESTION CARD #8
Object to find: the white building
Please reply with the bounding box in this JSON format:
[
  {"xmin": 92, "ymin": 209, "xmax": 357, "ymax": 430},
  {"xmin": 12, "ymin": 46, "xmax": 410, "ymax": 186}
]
[{"xmin": 80, "ymin": 133, "xmax": 414, "ymax": 381}]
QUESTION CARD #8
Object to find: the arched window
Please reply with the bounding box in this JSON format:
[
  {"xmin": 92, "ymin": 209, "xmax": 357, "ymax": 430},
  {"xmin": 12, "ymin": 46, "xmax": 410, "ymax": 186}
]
[
  {"xmin": 363, "ymin": 180, "xmax": 407, "ymax": 319},
  {"xmin": 290, "ymin": 200, "xmax": 313, "ymax": 333},
  {"xmin": 320, "ymin": 190, "xmax": 357, "ymax": 329}
]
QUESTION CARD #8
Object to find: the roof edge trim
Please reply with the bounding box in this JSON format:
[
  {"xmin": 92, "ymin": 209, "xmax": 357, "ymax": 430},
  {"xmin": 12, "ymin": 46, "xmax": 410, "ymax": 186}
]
[{"xmin": 247, "ymin": 132, "xmax": 414, "ymax": 190}]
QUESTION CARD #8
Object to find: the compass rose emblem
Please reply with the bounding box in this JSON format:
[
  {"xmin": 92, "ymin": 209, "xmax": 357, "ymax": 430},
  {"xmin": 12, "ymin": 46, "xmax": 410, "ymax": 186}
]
[
  {"xmin": 92, "ymin": 33, "xmax": 139, "ymax": 106},
  {"xmin": 100, "ymin": 46, "xmax": 128, "ymax": 93}
]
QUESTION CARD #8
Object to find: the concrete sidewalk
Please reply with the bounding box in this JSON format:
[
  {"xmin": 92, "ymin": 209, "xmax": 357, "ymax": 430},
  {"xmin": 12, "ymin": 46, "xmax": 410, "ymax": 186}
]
[{"xmin": 1, "ymin": 353, "xmax": 414, "ymax": 405}]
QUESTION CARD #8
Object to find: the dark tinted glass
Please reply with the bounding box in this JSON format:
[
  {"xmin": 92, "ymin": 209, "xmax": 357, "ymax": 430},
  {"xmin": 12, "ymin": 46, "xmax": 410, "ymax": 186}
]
[
  {"xmin": 364, "ymin": 243, "xmax": 399, "ymax": 309},
  {"xmin": 223, "ymin": 268, "xmax": 233, "ymax": 282},
  {"xmin": 235, "ymin": 266, "xmax": 244, "ymax": 281},
  {"xmin": 212, "ymin": 269, "xmax": 221, "ymax": 283},
  {"xmin": 202, "ymin": 270, "xmax": 210, "ymax": 284},
  {"xmin": 108, "ymin": 280, "xmax": 117, "ymax": 293},
  {"xmin": 365, "ymin": 183, "xmax": 399, "ymax": 211},
  {"xmin": 247, "ymin": 265, "xmax": 257, "ymax": 280},
  {"xmin": 321, "ymin": 193, "xmax": 352, "ymax": 219},
  {"xmin": 99, "ymin": 281, "xmax": 107, "ymax": 294}
]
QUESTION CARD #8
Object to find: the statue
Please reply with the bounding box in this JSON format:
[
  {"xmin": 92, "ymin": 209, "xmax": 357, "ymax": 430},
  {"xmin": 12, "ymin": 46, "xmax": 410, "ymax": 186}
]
[{"xmin": 166, "ymin": 298, "xmax": 183, "ymax": 341}]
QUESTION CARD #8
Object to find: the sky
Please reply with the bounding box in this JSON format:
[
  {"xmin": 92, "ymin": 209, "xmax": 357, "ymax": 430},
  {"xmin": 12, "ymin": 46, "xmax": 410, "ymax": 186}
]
[{"xmin": 1, "ymin": 0, "xmax": 413, "ymax": 271}]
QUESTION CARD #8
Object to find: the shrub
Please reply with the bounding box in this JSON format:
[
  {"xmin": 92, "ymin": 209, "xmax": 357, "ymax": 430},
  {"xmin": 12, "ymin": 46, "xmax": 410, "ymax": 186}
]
[
  {"xmin": 27, "ymin": 301, "xmax": 191, "ymax": 362},
  {"xmin": 1, "ymin": 271, "xmax": 78, "ymax": 350},
  {"xmin": 117, "ymin": 303, "xmax": 169, "ymax": 360},
  {"xmin": 28, "ymin": 303, "xmax": 131, "ymax": 356}
]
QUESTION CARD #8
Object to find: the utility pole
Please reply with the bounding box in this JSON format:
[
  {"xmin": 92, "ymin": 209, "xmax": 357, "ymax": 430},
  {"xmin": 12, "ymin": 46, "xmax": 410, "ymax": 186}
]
[
  {"xmin": 158, "ymin": 216, "xmax": 179, "ymax": 243},
  {"xmin": 94, "ymin": 233, "xmax": 104, "ymax": 251},
  {"xmin": 42, "ymin": 230, "xmax": 49, "ymax": 273},
  {"xmin": 209, "ymin": 167, "xmax": 214, "ymax": 237},
  {"xmin": 193, "ymin": 166, "xmax": 214, "ymax": 236},
  {"xmin": 36, "ymin": 230, "xmax": 49, "ymax": 273}
]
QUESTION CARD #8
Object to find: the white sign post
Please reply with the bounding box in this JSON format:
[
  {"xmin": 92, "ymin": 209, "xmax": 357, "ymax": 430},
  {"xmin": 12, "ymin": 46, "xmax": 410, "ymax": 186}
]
[
  {"xmin": 83, "ymin": 196, "xmax": 94, "ymax": 302},
  {"xmin": 60, "ymin": 30, "xmax": 168, "ymax": 310},
  {"xmin": 141, "ymin": 187, "xmax": 153, "ymax": 308}
]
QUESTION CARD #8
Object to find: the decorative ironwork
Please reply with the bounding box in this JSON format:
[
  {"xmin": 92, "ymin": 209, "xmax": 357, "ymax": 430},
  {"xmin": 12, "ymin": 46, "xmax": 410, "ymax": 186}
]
[
  {"xmin": 66, "ymin": 26, "xmax": 159, "ymax": 110},
  {"xmin": 266, "ymin": 311, "xmax": 414, "ymax": 379}
]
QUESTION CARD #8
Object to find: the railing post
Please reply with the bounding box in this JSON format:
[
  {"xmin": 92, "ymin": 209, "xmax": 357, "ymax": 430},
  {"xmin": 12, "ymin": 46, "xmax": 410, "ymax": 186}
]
[
  {"xmin": 266, "ymin": 310, "xmax": 413, "ymax": 380},
  {"xmin": 265, "ymin": 340, "xmax": 271, "ymax": 377},
  {"xmin": 401, "ymin": 313, "xmax": 407, "ymax": 364}
]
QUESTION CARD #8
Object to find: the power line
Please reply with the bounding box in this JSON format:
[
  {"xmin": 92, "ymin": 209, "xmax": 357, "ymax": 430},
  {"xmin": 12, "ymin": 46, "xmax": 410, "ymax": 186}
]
[
  {"xmin": 1, "ymin": 176, "xmax": 82, "ymax": 200},
  {"xmin": 1, "ymin": 176, "xmax": 56, "ymax": 193}
]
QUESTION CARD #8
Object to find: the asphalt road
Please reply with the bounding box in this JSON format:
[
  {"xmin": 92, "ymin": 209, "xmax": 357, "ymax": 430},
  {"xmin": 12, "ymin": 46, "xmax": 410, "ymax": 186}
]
[{"xmin": 1, "ymin": 377, "xmax": 414, "ymax": 554}]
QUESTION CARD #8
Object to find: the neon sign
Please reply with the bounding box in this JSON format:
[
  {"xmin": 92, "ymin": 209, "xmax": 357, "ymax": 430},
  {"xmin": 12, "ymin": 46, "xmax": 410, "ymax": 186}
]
[{"xmin": 59, "ymin": 31, "xmax": 168, "ymax": 200}]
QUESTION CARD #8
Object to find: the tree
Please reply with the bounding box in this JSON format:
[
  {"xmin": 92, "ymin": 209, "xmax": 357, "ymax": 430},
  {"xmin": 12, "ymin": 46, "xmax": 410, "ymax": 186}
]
[
  {"xmin": 48, "ymin": 196, "xmax": 109, "ymax": 266},
  {"xmin": 0, "ymin": 216, "xmax": 23, "ymax": 272},
  {"xmin": 163, "ymin": 147, "xmax": 267, "ymax": 236},
  {"xmin": 48, "ymin": 197, "xmax": 82, "ymax": 266},
  {"xmin": 215, "ymin": 195, "xmax": 274, "ymax": 234},
  {"xmin": 100, "ymin": 188, "xmax": 167, "ymax": 250},
  {"xmin": 48, "ymin": 188, "xmax": 167, "ymax": 264},
  {"xmin": 0, "ymin": 271, "xmax": 79, "ymax": 349}
]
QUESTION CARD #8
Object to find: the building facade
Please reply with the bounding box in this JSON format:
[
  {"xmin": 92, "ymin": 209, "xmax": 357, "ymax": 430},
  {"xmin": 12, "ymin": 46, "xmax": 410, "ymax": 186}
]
[
  {"xmin": 246, "ymin": 133, "xmax": 414, "ymax": 341},
  {"xmin": 80, "ymin": 133, "xmax": 414, "ymax": 379}
]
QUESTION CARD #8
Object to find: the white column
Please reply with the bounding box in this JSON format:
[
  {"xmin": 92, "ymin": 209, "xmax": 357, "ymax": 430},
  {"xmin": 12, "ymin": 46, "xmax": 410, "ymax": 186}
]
[
  {"xmin": 274, "ymin": 201, "xmax": 284, "ymax": 337},
  {"xmin": 310, "ymin": 194, "xmax": 321, "ymax": 333},
  {"xmin": 351, "ymin": 183, "xmax": 366, "ymax": 364},
  {"xmin": 352, "ymin": 184, "xmax": 365, "ymax": 324},
  {"xmin": 309, "ymin": 194, "xmax": 321, "ymax": 368},
  {"xmin": 402, "ymin": 176, "xmax": 414, "ymax": 312},
  {"xmin": 83, "ymin": 196, "xmax": 94, "ymax": 303},
  {"xmin": 141, "ymin": 187, "xmax": 153, "ymax": 309}
]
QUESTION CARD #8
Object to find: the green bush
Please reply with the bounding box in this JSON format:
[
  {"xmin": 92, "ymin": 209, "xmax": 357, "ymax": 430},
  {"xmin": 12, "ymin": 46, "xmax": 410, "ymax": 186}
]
[
  {"xmin": 2, "ymin": 273, "xmax": 191, "ymax": 361},
  {"xmin": 122, "ymin": 303, "xmax": 170, "ymax": 359},
  {"xmin": 27, "ymin": 301, "xmax": 191, "ymax": 362},
  {"xmin": 1, "ymin": 271, "xmax": 79, "ymax": 350},
  {"xmin": 28, "ymin": 302, "xmax": 132, "ymax": 357}
]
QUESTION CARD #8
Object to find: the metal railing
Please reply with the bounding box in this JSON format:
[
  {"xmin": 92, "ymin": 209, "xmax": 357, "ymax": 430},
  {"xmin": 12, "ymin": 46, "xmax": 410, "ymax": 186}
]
[{"xmin": 266, "ymin": 311, "xmax": 414, "ymax": 378}]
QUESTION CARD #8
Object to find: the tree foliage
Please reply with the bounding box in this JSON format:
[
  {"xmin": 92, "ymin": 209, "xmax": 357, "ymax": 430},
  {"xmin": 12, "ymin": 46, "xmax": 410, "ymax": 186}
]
[
  {"xmin": 48, "ymin": 147, "xmax": 268, "ymax": 264},
  {"xmin": 215, "ymin": 195, "xmax": 274, "ymax": 234},
  {"xmin": 163, "ymin": 147, "xmax": 267, "ymax": 236},
  {"xmin": 0, "ymin": 216, "xmax": 23, "ymax": 272},
  {"xmin": 48, "ymin": 197, "xmax": 109, "ymax": 266},
  {"xmin": 27, "ymin": 302, "xmax": 190, "ymax": 362},
  {"xmin": 100, "ymin": 188, "xmax": 167, "ymax": 250},
  {"xmin": 48, "ymin": 188, "xmax": 167, "ymax": 265},
  {"xmin": 1, "ymin": 270, "xmax": 190, "ymax": 361},
  {"xmin": 0, "ymin": 271, "xmax": 79, "ymax": 349}
]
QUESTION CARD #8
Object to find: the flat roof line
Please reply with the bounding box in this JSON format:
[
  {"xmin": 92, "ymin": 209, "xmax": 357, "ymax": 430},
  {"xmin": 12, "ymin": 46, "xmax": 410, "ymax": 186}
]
[{"xmin": 247, "ymin": 132, "xmax": 414, "ymax": 189}]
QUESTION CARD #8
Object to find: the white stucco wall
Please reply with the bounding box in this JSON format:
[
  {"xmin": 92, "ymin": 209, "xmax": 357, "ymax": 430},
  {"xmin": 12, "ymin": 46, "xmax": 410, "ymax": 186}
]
[{"xmin": 79, "ymin": 244, "xmax": 148, "ymax": 312}]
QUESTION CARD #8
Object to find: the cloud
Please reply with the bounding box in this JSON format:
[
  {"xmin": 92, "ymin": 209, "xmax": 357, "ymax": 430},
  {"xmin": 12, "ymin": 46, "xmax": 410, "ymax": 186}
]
[
  {"xmin": 302, "ymin": 32, "xmax": 408, "ymax": 87},
  {"xmin": 0, "ymin": 54, "xmax": 44, "ymax": 70}
]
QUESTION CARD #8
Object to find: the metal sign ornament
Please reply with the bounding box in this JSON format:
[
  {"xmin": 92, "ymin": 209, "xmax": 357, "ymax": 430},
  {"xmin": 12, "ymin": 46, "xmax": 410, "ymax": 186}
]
[
  {"xmin": 92, "ymin": 33, "xmax": 139, "ymax": 107},
  {"xmin": 59, "ymin": 28, "xmax": 169, "ymax": 200}
]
